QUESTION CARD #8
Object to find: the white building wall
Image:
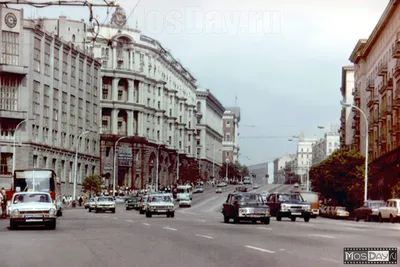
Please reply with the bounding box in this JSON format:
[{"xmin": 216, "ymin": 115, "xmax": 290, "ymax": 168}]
[{"xmin": 345, "ymin": 69, "xmax": 355, "ymax": 145}]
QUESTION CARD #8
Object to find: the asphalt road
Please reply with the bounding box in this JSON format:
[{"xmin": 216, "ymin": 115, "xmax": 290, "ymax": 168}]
[{"xmin": 1, "ymin": 184, "xmax": 399, "ymax": 267}]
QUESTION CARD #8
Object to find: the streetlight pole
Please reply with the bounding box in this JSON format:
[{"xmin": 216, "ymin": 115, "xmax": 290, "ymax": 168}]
[
  {"xmin": 212, "ymin": 144, "xmax": 215, "ymax": 178},
  {"xmin": 225, "ymin": 157, "xmax": 230, "ymax": 182},
  {"xmin": 340, "ymin": 101, "xmax": 368, "ymax": 202},
  {"xmin": 12, "ymin": 117, "xmax": 35, "ymax": 174},
  {"xmin": 155, "ymin": 144, "xmax": 162, "ymax": 192},
  {"xmin": 176, "ymin": 152, "xmax": 180, "ymax": 183},
  {"xmin": 73, "ymin": 130, "xmax": 92, "ymax": 201},
  {"xmin": 113, "ymin": 136, "xmax": 132, "ymax": 197}
]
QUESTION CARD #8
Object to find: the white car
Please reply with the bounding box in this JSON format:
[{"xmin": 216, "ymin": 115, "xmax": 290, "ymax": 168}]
[
  {"xmin": 216, "ymin": 188, "xmax": 222, "ymax": 194},
  {"xmin": 145, "ymin": 194, "xmax": 175, "ymax": 218},
  {"xmin": 179, "ymin": 197, "xmax": 192, "ymax": 207},
  {"xmin": 253, "ymin": 184, "xmax": 259, "ymax": 189},
  {"xmin": 9, "ymin": 192, "xmax": 58, "ymax": 230}
]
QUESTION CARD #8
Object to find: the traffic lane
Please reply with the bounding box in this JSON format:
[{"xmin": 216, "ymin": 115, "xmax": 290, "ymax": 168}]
[
  {"xmin": 85, "ymin": 208, "xmax": 342, "ymax": 267},
  {"xmin": 134, "ymin": 210, "xmax": 396, "ymax": 265},
  {"xmin": 0, "ymin": 209, "xmax": 287, "ymax": 267},
  {"xmin": 188, "ymin": 184, "xmax": 285, "ymax": 214},
  {"xmin": 117, "ymin": 211, "xmax": 343, "ymax": 266}
]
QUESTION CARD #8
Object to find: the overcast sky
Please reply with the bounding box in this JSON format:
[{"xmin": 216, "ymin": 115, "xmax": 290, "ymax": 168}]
[{"xmin": 15, "ymin": 0, "xmax": 389, "ymax": 165}]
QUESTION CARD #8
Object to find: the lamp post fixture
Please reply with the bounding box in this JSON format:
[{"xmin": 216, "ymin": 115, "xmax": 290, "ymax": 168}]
[
  {"xmin": 12, "ymin": 117, "xmax": 36, "ymax": 174},
  {"xmin": 73, "ymin": 130, "xmax": 94, "ymax": 201},
  {"xmin": 340, "ymin": 101, "xmax": 369, "ymax": 202},
  {"xmin": 113, "ymin": 136, "xmax": 133, "ymax": 197}
]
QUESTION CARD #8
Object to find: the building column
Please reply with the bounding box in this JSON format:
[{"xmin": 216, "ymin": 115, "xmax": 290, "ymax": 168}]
[
  {"xmin": 112, "ymin": 47, "xmax": 116, "ymax": 69},
  {"xmin": 112, "ymin": 109, "xmax": 119, "ymax": 135},
  {"xmin": 128, "ymin": 80, "xmax": 134, "ymax": 103},
  {"xmin": 112, "ymin": 78, "xmax": 119, "ymax": 101},
  {"xmin": 140, "ymin": 82, "xmax": 146, "ymax": 105},
  {"xmin": 127, "ymin": 110, "xmax": 134, "ymax": 136},
  {"xmin": 130, "ymin": 51, "xmax": 134, "ymax": 70}
]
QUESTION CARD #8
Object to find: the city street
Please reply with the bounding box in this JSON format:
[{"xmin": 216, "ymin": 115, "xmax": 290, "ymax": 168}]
[{"xmin": 1, "ymin": 184, "xmax": 399, "ymax": 267}]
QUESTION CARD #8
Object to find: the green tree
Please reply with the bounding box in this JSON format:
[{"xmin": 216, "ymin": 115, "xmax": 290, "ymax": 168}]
[
  {"xmin": 309, "ymin": 147, "xmax": 364, "ymax": 211},
  {"xmin": 218, "ymin": 161, "xmax": 248, "ymax": 179},
  {"xmin": 82, "ymin": 175, "xmax": 103, "ymax": 197},
  {"xmin": 179, "ymin": 162, "xmax": 200, "ymax": 183}
]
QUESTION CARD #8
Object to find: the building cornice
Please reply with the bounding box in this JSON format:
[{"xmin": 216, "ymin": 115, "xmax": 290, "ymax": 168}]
[
  {"xmin": 196, "ymin": 89, "xmax": 225, "ymax": 116},
  {"xmin": 349, "ymin": 0, "xmax": 398, "ymax": 63}
]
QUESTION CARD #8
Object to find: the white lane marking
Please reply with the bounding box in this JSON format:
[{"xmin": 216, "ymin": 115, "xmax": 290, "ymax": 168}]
[
  {"xmin": 279, "ymin": 249, "xmax": 286, "ymax": 251},
  {"xmin": 321, "ymin": 257, "xmax": 342, "ymax": 264},
  {"xmin": 143, "ymin": 223, "xmax": 150, "ymax": 226},
  {"xmin": 245, "ymin": 245, "xmax": 275, "ymax": 254},
  {"xmin": 195, "ymin": 234, "xmax": 214, "ymax": 239},
  {"xmin": 163, "ymin": 226, "xmax": 177, "ymax": 231},
  {"xmin": 296, "ymin": 223, "xmax": 315, "ymax": 227},
  {"xmin": 308, "ymin": 234, "xmax": 335, "ymax": 239},
  {"xmin": 113, "ymin": 217, "xmax": 118, "ymax": 220},
  {"xmin": 347, "ymin": 227, "xmax": 366, "ymax": 231},
  {"xmin": 125, "ymin": 220, "xmax": 133, "ymax": 223},
  {"xmin": 258, "ymin": 227, "xmax": 272, "ymax": 231}
]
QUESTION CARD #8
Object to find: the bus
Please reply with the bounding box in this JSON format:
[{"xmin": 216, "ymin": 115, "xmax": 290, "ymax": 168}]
[
  {"xmin": 176, "ymin": 185, "xmax": 192, "ymax": 201},
  {"xmin": 7, "ymin": 168, "xmax": 62, "ymax": 216}
]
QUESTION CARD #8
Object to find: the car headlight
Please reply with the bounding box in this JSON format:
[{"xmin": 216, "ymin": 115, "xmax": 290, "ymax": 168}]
[
  {"xmin": 49, "ymin": 208, "xmax": 56, "ymax": 216},
  {"xmin": 12, "ymin": 209, "xmax": 19, "ymax": 216},
  {"xmin": 304, "ymin": 205, "xmax": 311, "ymax": 212},
  {"xmin": 281, "ymin": 204, "xmax": 288, "ymax": 210}
]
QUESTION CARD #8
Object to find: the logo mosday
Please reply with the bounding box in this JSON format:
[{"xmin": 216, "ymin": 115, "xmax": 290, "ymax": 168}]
[{"xmin": 132, "ymin": 7, "xmax": 281, "ymax": 35}]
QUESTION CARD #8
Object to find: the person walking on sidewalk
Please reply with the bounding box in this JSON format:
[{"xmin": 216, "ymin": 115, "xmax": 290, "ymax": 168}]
[{"xmin": 0, "ymin": 188, "xmax": 6, "ymax": 218}]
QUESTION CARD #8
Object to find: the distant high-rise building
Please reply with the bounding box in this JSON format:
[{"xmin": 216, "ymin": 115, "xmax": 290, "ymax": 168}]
[
  {"xmin": 195, "ymin": 88, "xmax": 225, "ymax": 179},
  {"xmin": 339, "ymin": 65, "xmax": 355, "ymax": 147},
  {"xmin": 222, "ymin": 107, "xmax": 240, "ymax": 164}
]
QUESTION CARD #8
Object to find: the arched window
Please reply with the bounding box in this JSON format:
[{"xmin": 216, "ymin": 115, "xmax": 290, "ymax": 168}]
[{"xmin": 196, "ymin": 101, "xmax": 201, "ymax": 112}]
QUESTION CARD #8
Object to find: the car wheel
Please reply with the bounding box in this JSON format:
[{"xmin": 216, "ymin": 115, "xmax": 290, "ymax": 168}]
[
  {"xmin": 9, "ymin": 221, "xmax": 17, "ymax": 230},
  {"xmin": 378, "ymin": 213, "xmax": 383, "ymax": 223},
  {"xmin": 264, "ymin": 217, "xmax": 270, "ymax": 225},
  {"xmin": 145, "ymin": 211, "xmax": 152, "ymax": 218},
  {"xmin": 88, "ymin": 208, "xmax": 92, "ymax": 212},
  {"xmin": 291, "ymin": 216, "xmax": 296, "ymax": 222},
  {"xmin": 170, "ymin": 212, "xmax": 175, "ymax": 218},
  {"xmin": 223, "ymin": 215, "xmax": 229, "ymax": 223},
  {"xmin": 48, "ymin": 221, "xmax": 56, "ymax": 230},
  {"xmin": 390, "ymin": 214, "xmax": 395, "ymax": 223},
  {"xmin": 140, "ymin": 209, "xmax": 145, "ymax": 214},
  {"xmin": 304, "ymin": 216, "xmax": 310, "ymax": 222},
  {"xmin": 276, "ymin": 213, "xmax": 282, "ymax": 221}
]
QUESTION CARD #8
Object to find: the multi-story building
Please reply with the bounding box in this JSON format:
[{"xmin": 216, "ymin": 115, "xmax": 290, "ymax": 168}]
[
  {"xmin": 294, "ymin": 134, "xmax": 318, "ymax": 184},
  {"xmin": 273, "ymin": 154, "xmax": 295, "ymax": 184},
  {"xmin": 349, "ymin": 0, "xmax": 400, "ymax": 198},
  {"xmin": 222, "ymin": 107, "xmax": 240, "ymax": 164},
  {"xmin": 340, "ymin": 65, "xmax": 355, "ymax": 147},
  {"xmin": 248, "ymin": 162, "xmax": 269, "ymax": 184},
  {"xmin": 97, "ymin": 8, "xmax": 197, "ymax": 189},
  {"xmin": 0, "ymin": 7, "xmax": 101, "ymax": 194},
  {"xmin": 195, "ymin": 88, "xmax": 225, "ymax": 179},
  {"xmin": 311, "ymin": 132, "xmax": 340, "ymax": 166}
]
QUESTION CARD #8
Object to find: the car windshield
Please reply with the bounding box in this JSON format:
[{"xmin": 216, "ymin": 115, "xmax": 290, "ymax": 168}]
[
  {"xmin": 98, "ymin": 197, "xmax": 113, "ymax": 202},
  {"xmin": 150, "ymin": 196, "xmax": 172, "ymax": 202},
  {"xmin": 13, "ymin": 193, "xmax": 51, "ymax": 204},
  {"xmin": 235, "ymin": 194, "xmax": 262, "ymax": 203},
  {"xmin": 278, "ymin": 194, "xmax": 304, "ymax": 202},
  {"xmin": 369, "ymin": 202, "xmax": 384, "ymax": 208},
  {"xmin": 336, "ymin": 207, "xmax": 346, "ymax": 211}
]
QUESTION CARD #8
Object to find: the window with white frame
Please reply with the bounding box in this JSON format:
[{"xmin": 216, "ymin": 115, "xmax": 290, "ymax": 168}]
[{"xmin": 1, "ymin": 31, "xmax": 19, "ymax": 65}]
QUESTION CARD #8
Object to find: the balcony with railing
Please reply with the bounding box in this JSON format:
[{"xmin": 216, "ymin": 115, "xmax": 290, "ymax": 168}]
[
  {"xmin": 392, "ymin": 39, "xmax": 400, "ymax": 58},
  {"xmin": 366, "ymin": 78, "xmax": 374, "ymax": 91},
  {"xmin": 367, "ymin": 92, "xmax": 379, "ymax": 107},
  {"xmin": 385, "ymin": 103, "xmax": 393, "ymax": 115},
  {"xmin": 378, "ymin": 61, "xmax": 388, "ymax": 76},
  {"xmin": 373, "ymin": 111, "xmax": 380, "ymax": 125}
]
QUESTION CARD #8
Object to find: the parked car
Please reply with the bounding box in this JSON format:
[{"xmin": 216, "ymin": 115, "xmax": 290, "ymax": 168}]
[
  {"xmin": 354, "ymin": 200, "xmax": 385, "ymax": 222},
  {"xmin": 378, "ymin": 199, "xmax": 400, "ymax": 223}
]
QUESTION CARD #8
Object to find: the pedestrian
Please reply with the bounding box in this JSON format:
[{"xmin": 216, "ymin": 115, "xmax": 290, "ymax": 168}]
[
  {"xmin": 78, "ymin": 196, "xmax": 83, "ymax": 207},
  {"xmin": 0, "ymin": 188, "xmax": 6, "ymax": 218}
]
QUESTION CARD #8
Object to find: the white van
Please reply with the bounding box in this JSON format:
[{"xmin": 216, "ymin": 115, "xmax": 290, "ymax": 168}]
[{"xmin": 176, "ymin": 185, "xmax": 193, "ymax": 201}]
